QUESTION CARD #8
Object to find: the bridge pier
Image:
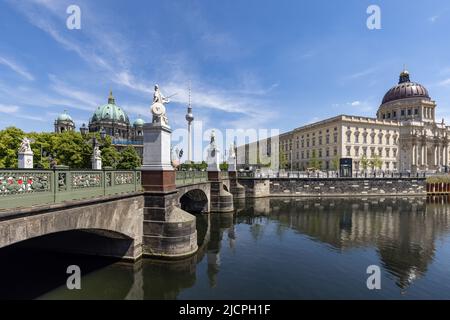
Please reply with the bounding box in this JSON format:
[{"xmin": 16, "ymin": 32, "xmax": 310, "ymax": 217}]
[
  {"xmin": 140, "ymin": 121, "xmax": 198, "ymax": 259},
  {"xmin": 228, "ymin": 171, "xmax": 246, "ymax": 199},
  {"xmin": 208, "ymin": 172, "xmax": 234, "ymax": 213}
]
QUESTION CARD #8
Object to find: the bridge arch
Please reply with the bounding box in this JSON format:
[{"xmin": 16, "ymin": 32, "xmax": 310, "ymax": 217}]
[
  {"xmin": 180, "ymin": 189, "xmax": 209, "ymax": 214},
  {"xmin": 0, "ymin": 195, "xmax": 143, "ymax": 260}
]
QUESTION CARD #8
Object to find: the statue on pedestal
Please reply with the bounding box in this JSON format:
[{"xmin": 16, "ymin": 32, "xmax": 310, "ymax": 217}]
[
  {"xmin": 151, "ymin": 84, "xmax": 170, "ymax": 126},
  {"xmin": 207, "ymin": 130, "xmax": 220, "ymax": 171},
  {"xmin": 18, "ymin": 137, "xmax": 34, "ymax": 169},
  {"xmin": 19, "ymin": 137, "xmax": 33, "ymax": 153}
]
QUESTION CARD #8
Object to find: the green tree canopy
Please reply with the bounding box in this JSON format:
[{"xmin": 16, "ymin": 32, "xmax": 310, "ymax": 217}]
[
  {"xmin": 117, "ymin": 146, "xmax": 141, "ymax": 169},
  {"xmin": 0, "ymin": 127, "xmax": 25, "ymax": 168}
]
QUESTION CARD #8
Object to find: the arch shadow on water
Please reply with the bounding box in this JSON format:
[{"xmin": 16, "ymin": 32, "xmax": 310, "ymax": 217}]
[{"xmin": 0, "ymin": 229, "xmax": 136, "ymax": 300}]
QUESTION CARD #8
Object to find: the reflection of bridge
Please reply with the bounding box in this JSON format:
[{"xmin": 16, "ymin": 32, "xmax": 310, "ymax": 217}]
[{"xmin": 0, "ymin": 169, "xmax": 244, "ymax": 261}]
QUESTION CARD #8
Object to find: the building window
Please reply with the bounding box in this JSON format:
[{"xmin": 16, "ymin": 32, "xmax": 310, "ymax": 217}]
[
  {"xmin": 301, "ymin": 140, "xmax": 304, "ymax": 148},
  {"xmin": 346, "ymin": 147, "xmax": 351, "ymax": 156},
  {"xmin": 307, "ymin": 140, "xmax": 310, "ymax": 147},
  {"xmin": 334, "ymin": 134, "xmax": 338, "ymax": 143},
  {"xmin": 378, "ymin": 135, "xmax": 382, "ymax": 144},
  {"xmin": 355, "ymin": 133, "xmax": 359, "ymax": 144},
  {"xmin": 326, "ymin": 148, "xmax": 330, "ymax": 157},
  {"xmin": 415, "ymin": 109, "xmax": 418, "ymax": 115},
  {"xmin": 371, "ymin": 135, "xmax": 375, "ymax": 144},
  {"xmin": 393, "ymin": 149, "xmax": 397, "ymax": 157},
  {"xmin": 401, "ymin": 110, "xmax": 405, "ymax": 116},
  {"xmin": 378, "ymin": 147, "xmax": 383, "ymax": 157},
  {"xmin": 347, "ymin": 133, "xmax": 351, "ymax": 143},
  {"xmin": 319, "ymin": 136, "xmax": 322, "ymax": 145},
  {"xmin": 307, "ymin": 151, "xmax": 310, "ymax": 158},
  {"xmin": 301, "ymin": 151, "xmax": 304, "ymax": 159},
  {"xmin": 355, "ymin": 146, "xmax": 360, "ymax": 156},
  {"xmin": 386, "ymin": 148, "xmax": 390, "ymax": 157},
  {"xmin": 363, "ymin": 147, "xmax": 367, "ymax": 156},
  {"xmin": 326, "ymin": 135, "xmax": 330, "ymax": 144},
  {"xmin": 312, "ymin": 138, "xmax": 316, "ymax": 147},
  {"xmin": 319, "ymin": 149, "xmax": 322, "ymax": 157},
  {"xmin": 408, "ymin": 109, "xmax": 412, "ymax": 115},
  {"xmin": 393, "ymin": 111, "xmax": 397, "ymax": 118},
  {"xmin": 334, "ymin": 148, "xmax": 338, "ymax": 156}
]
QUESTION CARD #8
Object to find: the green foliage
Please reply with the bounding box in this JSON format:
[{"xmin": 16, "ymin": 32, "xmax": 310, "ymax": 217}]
[
  {"xmin": 360, "ymin": 155, "xmax": 370, "ymax": 171},
  {"xmin": 0, "ymin": 127, "xmax": 25, "ymax": 168},
  {"xmin": 220, "ymin": 161, "xmax": 229, "ymax": 171},
  {"xmin": 279, "ymin": 152, "xmax": 288, "ymax": 169},
  {"xmin": 309, "ymin": 150, "xmax": 322, "ymax": 170},
  {"xmin": 370, "ymin": 155, "xmax": 383, "ymax": 170},
  {"xmin": 117, "ymin": 146, "xmax": 141, "ymax": 169},
  {"xmin": 331, "ymin": 156, "xmax": 340, "ymax": 171},
  {"xmin": 179, "ymin": 161, "xmax": 208, "ymax": 171}
]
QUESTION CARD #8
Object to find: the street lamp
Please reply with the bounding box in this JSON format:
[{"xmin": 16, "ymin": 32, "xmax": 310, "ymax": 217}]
[
  {"xmin": 80, "ymin": 123, "xmax": 88, "ymax": 136},
  {"xmin": 100, "ymin": 127, "xmax": 107, "ymax": 140}
]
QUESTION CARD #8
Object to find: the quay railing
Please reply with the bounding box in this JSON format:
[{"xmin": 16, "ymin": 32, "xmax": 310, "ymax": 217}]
[
  {"xmin": 238, "ymin": 170, "xmax": 429, "ymax": 179},
  {"xmin": 0, "ymin": 169, "xmax": 142, "ymax": 210},
  {"xmin": 175, "ymin": 171, "xmax": 208, "ymax": 186}
]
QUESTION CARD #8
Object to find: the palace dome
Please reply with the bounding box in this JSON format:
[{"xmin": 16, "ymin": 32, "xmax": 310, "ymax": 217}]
[
  {"xmin": 90, "ymin": 91, "xmax": 130, "ymax": 124},
  {"xmin": 381, "ymin": 70, "xmax": 430, "ymax": 104}
]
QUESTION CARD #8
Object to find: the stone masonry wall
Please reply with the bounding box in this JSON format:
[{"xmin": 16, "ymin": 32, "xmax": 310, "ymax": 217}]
[{"xmin": 240, "ymin": 178, "xmax": 426, "ymax": 197}]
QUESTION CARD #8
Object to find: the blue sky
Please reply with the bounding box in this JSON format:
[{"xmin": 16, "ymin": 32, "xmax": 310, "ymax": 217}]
[{"xmin": 1, "ymin": 0, "xmax": 450, "ymax": 141}]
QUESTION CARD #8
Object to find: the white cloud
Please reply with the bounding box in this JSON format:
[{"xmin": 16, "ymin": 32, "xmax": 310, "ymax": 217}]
[
  {"xmin": 438, "ymin": 78, "xmax": 450, "ymax": 87},
  {"xmin": 0, "ymin": 56, "xmax": 34, "ymax": 81},
  {"xmin": 342, "ymin": 67, "xmax": 378, "ymax": 81},
  {"xmin": 0, "ymin": 104, "xmax": 20, "ymax": 114}
]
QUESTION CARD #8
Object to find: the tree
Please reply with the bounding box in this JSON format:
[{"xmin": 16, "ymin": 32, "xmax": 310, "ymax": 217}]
[
  {"xmin": 0, "ymin": 127, "xmax": 25, "ymax": 168},
  {"xmin": 279, "ymin": 152, "xmax": 288, "ymax": 170},
  {"xmin": 117, "ymin": 146, "xmax": 141, "ymax": 169},
  {"xmin": 99, "ymin": 135, "xmax": 120, "ymax": 168},
  {"xmin": 360, "ymin": 155, "xmax": 370, "ymax": 172},
  {"xmin": 370, "ymin": 154, "xmax": 383, "ymax": 171},
  {"xmin": 331, "ymin": 155, "xmax": 340, "ymax": 171},
  {"xmin": 309, "ymin": 150, "xmax": 321, "ymax": 170},
  {"xmin": 220, "ymin": 161, "xmax": 229, "ymax": 171}
]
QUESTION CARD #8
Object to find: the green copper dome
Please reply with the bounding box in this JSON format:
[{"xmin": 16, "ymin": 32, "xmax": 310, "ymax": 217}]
[
  {"xmin": 133, "ymin": 117, "xmax": 145, "ymax": 127},
  {"xmin": 90, "ymin": 91, "xmax": 130, "ymax": 124},
  {"xmin": 57, "ymin": 110, "xmax": 73, "ymax": 122}
]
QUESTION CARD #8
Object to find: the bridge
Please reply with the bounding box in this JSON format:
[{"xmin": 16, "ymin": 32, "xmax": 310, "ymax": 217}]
[{"xmin": 0, "ymin": 168, "xmax": 245, "ymax": 261}]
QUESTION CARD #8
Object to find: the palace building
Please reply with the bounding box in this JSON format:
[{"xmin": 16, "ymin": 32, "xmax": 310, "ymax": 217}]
[{"xmin": 238, "ymin": 70, "xmax": 449, "ymax": 173}]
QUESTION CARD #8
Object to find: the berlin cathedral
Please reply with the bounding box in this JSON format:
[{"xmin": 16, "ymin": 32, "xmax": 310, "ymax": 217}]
[{"xmin": 53, "ymin": 91, "xmax": 144, "ymax": 156}]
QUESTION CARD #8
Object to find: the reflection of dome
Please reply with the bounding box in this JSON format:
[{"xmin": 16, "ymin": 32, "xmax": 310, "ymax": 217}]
[
  {"xmin": 91, "ymin": 91, "xmax": 130, "ymax": 124},
  {"xmin": 133, "ymin": 118, "xmax": 145, "ymax": 127},
  {"xmin": 57, "ymin": 111, "xmax": 73, "ymax": 122},
  {"xmin": 382, "ymin": 70, "xmax": 430, "ymax": 104}
]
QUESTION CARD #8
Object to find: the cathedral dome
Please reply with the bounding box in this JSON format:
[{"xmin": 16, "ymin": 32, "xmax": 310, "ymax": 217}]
[
  {"xmin": 133, "ymin": 118, "xmax": 145, "ymax": 127},
  {"xmin": 90, "ymin": 91, "xmax": 130, "ymax": 124},
  {"xmin": 381, "ymin": 70, "xmax": 430, "ymax": 104},
  {"xmin": 56, "ymin": 110, "xmax": 73, "ymax": 122}
]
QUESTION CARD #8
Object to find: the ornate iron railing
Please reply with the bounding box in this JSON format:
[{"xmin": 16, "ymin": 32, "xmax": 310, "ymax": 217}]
[
  {"xmin": 175, "ymin": 171, "xmax": 208, "ymax": 186},
  {"xmin": 0, "ymin": 169, "xmax": 142, "ymax": 210}
]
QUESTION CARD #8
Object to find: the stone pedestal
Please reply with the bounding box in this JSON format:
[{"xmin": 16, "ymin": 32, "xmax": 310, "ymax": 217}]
[
  {"xmin": 208, "ymin": 171, "xmax": 234, "ymax": 213},
  {"xmin": 207, "ymin": 147, "xmax": 220, "ymax": 172},
  {"xmin": 92, "ymin": 157, "xmax": 102, "ymax": 170},
  {"xmin": 141, "ymin": 121, "xmax": 198, "ymax": 259},
  {"xmin": 18, "ymin": 151, "xmax": 33, "ymax": 169}
]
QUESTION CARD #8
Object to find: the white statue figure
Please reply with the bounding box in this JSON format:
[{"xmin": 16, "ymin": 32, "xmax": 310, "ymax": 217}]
[
  {"xmin": 151, "ymin": 84, "xmax": 170, "ymax": 126},
  {"xmin": 93, "ymin": 145, "xmax": 101, "ymax": 159},
  {"xmin": 153, "ymin": 84, "xmax": 170, "ymax": 105},
  {"xmin": 210, "ymin": 130, "xmax": 216, "ymax": 148},
  {"xmin": 229, "ymin": 143, "xmax": 236, "ymax": 159},
  {"xmin": 19, "ymin": 137, "xmax": 33, "ymax": 153}
]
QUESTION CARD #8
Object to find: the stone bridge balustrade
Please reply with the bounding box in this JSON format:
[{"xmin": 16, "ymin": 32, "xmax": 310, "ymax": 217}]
[{"xmin": 0, "ymin": 169, "xmax": 142, "ymax": 210}]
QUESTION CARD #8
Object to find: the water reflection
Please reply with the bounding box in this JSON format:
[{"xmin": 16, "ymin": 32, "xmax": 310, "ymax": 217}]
[
  {"xmin": 241, "ymin": 197, "xmax": 450, "ymax": 291},
  {"xmin": 3, "ymin": 196, "xmax": 450, "ymax": 299}
]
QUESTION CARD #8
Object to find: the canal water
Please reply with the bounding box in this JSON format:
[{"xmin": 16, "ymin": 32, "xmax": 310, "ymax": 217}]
[{"xmin": 2, "ymin": 197, "xmax": 450, "ymax": 300}]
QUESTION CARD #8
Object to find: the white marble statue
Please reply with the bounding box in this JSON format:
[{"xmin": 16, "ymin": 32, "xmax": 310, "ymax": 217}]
[
  {"xmin": 93, "ymin": 145, "xmax": 101, "ymax": 159},
  {"xmin": 151, "ymin": 84, "xmax": 170, "ymax": 126},
  {"xmin": 19, "ymin": 137, "xmax": 33, "ymax": 153}
]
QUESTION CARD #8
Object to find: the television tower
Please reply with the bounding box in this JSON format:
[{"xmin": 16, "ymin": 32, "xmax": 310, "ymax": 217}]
[{"xmin": 185, "ymin": 83, "xmax": 194, "ymax": 163}]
